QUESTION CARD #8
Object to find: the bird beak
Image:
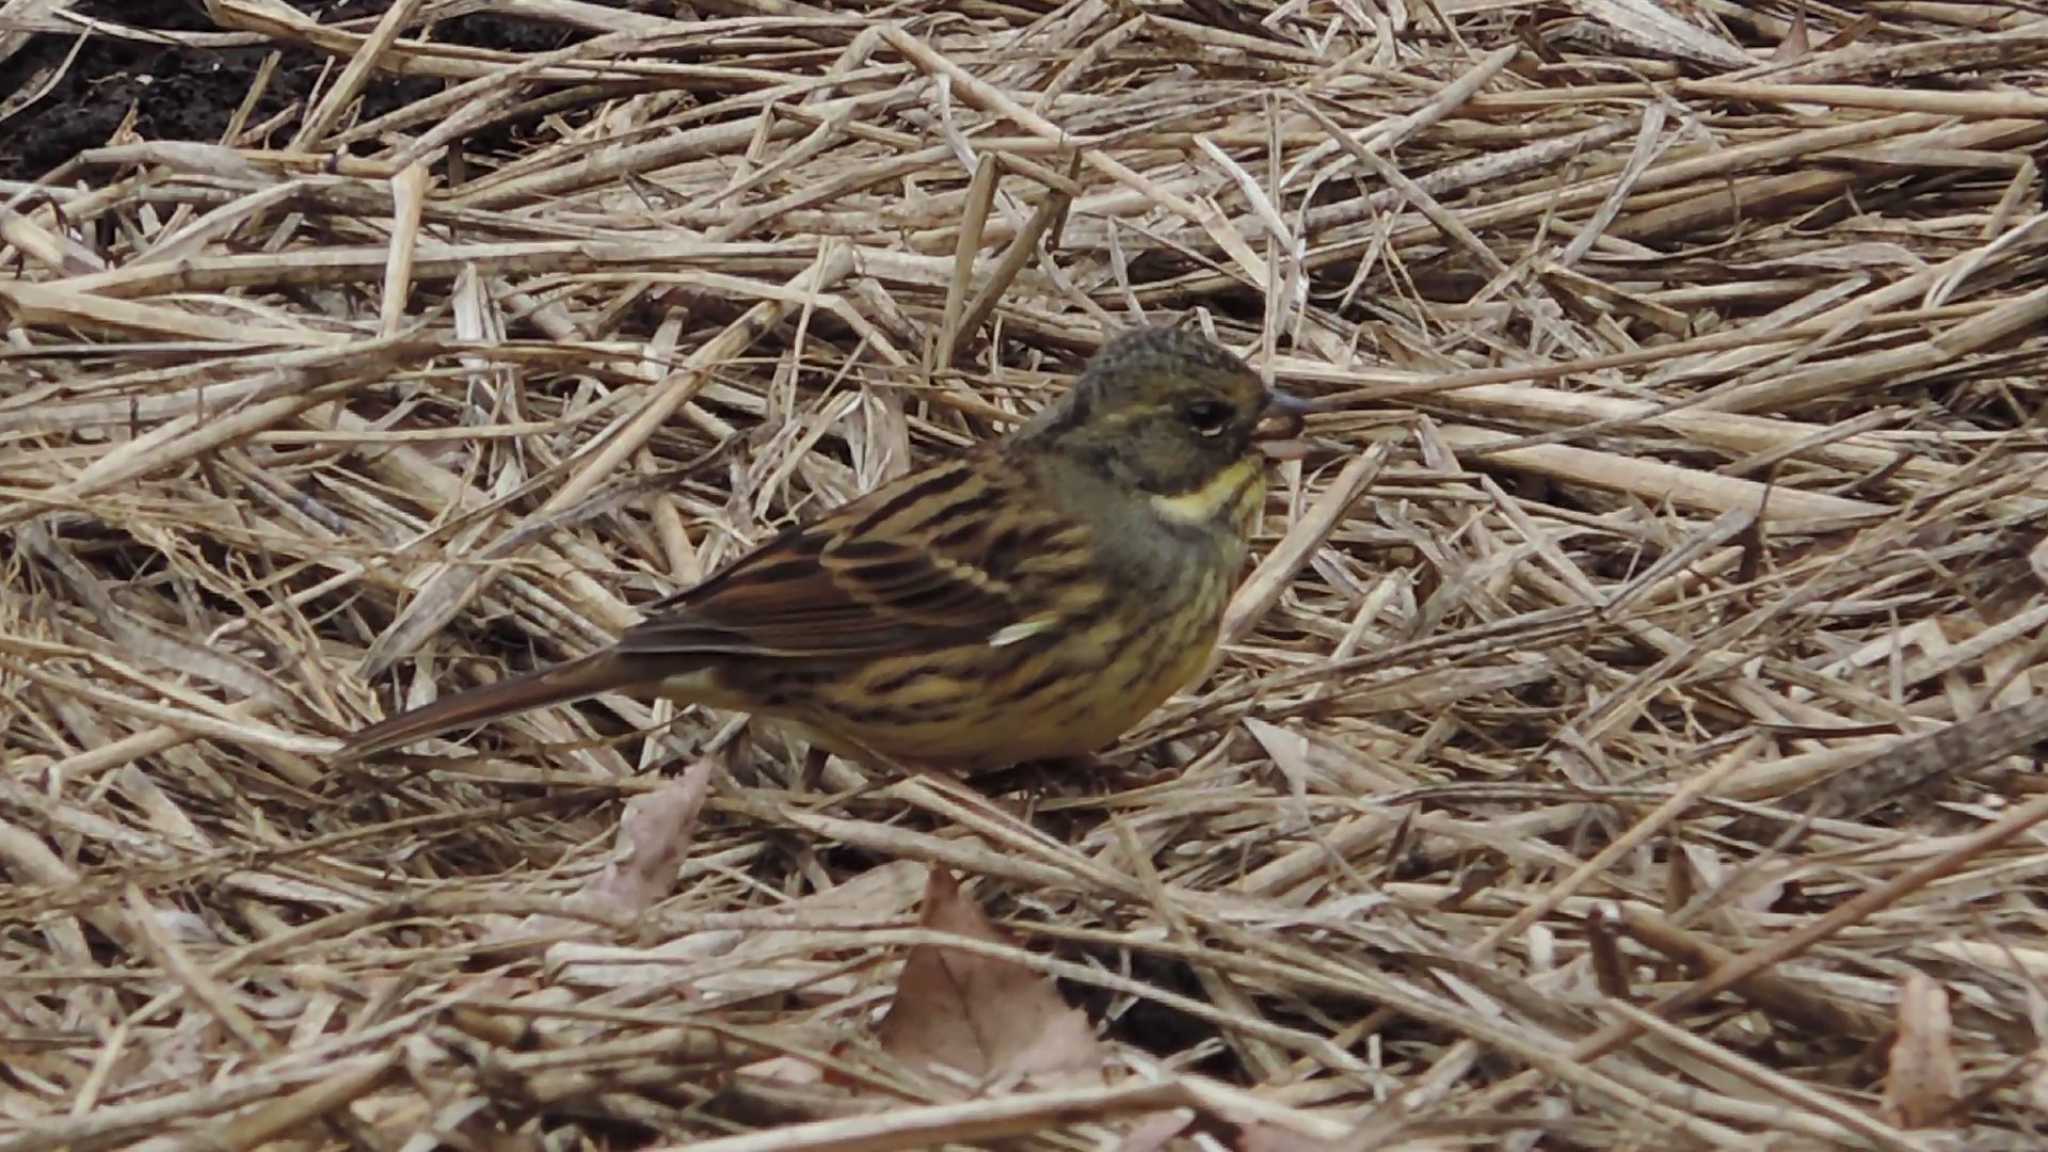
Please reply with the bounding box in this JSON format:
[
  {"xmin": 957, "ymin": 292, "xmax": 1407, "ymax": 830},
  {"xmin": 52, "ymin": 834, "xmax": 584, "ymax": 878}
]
[
  {"xmin": 1255, "ymin": 389, "xmax": 1312, "ymax": 458},
  {"xmin": 1257, "ymin": 389, "xmax": 1310, "ymax": 437}
]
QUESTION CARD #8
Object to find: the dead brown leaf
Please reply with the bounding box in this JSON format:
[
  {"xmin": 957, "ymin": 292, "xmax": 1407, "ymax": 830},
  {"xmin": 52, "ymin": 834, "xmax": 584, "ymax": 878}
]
[
  {"xmin": 1882, "ymin": 970, "xmax": 1962, "ymax": 1128},
  {"xmin": 1773, "ymin": 4, "xmax": 1811, "ymax": 63},
  {"xmin": 501, "ymin": 759, "xmax": 713, "ymax": 942},
  {"xmin": 876, "ymin": 868, "xmax": 1105, "ymax": 1089},
  {"xmin": 585, "ymin": 761, "xmax": 713, "ymax": 914}
]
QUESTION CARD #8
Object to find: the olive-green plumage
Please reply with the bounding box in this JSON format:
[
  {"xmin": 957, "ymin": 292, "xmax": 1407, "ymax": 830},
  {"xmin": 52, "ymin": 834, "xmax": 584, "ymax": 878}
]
[{"xmin": 338, "ymin": 325, "xmax": 1305, "ymax": 770}]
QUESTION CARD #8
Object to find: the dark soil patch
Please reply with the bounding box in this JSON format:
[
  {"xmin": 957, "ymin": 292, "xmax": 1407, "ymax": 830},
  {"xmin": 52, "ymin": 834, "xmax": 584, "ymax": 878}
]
[{"xmin": 0, "ymin": 1, "xmax": 606, "ymax": 182}]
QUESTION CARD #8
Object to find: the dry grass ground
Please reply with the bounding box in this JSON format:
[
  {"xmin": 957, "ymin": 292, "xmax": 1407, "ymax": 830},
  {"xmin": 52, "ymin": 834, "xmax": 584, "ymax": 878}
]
[{"xmin": 6, "ymin": 1, "xmax": 2048, "ymax": 1149}]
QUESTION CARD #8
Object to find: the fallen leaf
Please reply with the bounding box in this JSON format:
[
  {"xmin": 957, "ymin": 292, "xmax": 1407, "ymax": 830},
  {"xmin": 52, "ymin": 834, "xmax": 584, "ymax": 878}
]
[
  {"xmin": 583, "ymin": 760, "xmax": 713, "ymax": 914},
  {"xmin": 1883, "ymin": 970, "xmax": 1962, "ymax": 1128},
  {"xmin": 502, "ymin": 759, "xmax": 713, "ymax": 940},
  {"xmin": 1773, "ymin": 4, "xmax": 1810, "ymax": 62},
  {"xmin": 876, "ymin": 869, "xmax": 1104, "ymax": 1089}
]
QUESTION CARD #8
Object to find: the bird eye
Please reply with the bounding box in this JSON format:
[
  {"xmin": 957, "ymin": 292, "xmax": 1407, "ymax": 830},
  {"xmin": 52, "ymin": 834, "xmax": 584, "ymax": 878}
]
[{"xmin": 1183, "ymin": 398, "xmax": 1233, "ymax": 437}]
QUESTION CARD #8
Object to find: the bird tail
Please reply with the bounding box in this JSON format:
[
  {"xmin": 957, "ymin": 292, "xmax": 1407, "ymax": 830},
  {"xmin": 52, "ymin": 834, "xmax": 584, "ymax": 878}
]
[{"xmin": 335, "ymin": 651, "xmax": 646, "ymax": 764}]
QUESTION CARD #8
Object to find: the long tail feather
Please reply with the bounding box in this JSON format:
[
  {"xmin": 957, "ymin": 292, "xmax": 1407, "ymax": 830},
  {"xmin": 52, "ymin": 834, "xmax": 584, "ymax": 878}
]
[{"xmin": 336, "ymin": 651, "xmax": 645, "ymax": 763}]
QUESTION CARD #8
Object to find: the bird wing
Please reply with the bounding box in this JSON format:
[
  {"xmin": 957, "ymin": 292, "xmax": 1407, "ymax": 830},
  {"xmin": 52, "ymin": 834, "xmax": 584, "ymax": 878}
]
[{"xmin": 617, "ymin": 456, "xmax": 1084, "ymax": 660}]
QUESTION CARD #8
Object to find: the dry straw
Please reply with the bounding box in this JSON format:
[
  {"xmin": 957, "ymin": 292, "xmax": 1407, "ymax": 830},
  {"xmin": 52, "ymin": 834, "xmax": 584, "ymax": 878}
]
[{"xmin": 5, "ymin": 1, "xmax": 2048, "ymax": 1149}]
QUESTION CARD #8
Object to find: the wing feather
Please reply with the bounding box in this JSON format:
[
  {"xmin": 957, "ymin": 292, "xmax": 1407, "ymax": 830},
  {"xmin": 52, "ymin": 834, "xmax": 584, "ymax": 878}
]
[{"xmin": 617, "ymin": 456, "xmax": 1078, "ymax": 660}]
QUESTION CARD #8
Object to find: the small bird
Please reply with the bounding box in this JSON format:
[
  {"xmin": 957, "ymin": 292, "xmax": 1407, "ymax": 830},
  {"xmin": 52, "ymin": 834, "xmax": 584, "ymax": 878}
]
[{"xmin": 338, "ymin": 325, "xmax": 1308, "ymax": 772}]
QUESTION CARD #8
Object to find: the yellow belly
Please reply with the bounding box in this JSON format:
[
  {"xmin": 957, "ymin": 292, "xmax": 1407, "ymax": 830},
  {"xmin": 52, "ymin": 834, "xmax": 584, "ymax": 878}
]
[{"xmin": 810, "ymin": 621, "xmax": 1219, "ymax": 768}]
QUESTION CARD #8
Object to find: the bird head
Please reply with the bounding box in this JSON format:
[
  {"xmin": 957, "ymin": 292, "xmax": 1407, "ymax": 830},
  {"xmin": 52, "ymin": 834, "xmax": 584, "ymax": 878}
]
[{"xmin": 1018, "ymin": 325, "xmax": 1308, "ymax": 497}]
